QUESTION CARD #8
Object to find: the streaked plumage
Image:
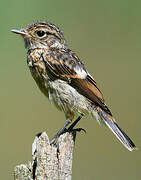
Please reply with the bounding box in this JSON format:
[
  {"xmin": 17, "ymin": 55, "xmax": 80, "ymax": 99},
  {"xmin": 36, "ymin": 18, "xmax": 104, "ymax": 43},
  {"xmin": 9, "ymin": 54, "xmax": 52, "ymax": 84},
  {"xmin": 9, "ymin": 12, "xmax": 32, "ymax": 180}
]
[{"xmin": 11, "ymin": 21, "xmax": 136, "ymax": 151}]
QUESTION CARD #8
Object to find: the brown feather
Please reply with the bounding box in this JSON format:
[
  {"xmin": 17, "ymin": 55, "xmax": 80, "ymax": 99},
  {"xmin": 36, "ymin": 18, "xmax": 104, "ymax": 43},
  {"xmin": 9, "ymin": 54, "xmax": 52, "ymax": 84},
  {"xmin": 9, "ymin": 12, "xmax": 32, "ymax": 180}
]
[
  {"xmin": 43, "ymin": 49, "xmax": 112, "ymax": 115},
  {"xmin": 70, "ymin": 78, "xmax": 112, "ymax": 115}
]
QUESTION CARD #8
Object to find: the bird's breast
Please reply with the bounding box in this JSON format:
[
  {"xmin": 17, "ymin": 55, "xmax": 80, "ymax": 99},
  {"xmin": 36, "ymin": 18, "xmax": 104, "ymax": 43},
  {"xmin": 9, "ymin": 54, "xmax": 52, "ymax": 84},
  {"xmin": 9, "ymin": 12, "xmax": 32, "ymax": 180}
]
[
  {"xmin": 27, "ymin": 50, "xmax": 50, "ymax": 98},
  {"xmin": 26, "ymin": 49, "xmax": 93, "ymax": 116}
]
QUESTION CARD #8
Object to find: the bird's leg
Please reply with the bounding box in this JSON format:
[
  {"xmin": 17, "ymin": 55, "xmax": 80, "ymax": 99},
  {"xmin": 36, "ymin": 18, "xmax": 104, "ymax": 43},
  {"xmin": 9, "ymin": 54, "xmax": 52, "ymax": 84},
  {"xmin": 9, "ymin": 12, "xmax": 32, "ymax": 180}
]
[
  {"xmin": 50, "ymin": 114, "xmax": 85, "ymax": 144},
  {"xmin": 50, "ymin": 119, "xmax": 71, "ymax": 144},
  {"xmin": 68, "ymin": 114, "xmax": 86, "ymax": 133}
]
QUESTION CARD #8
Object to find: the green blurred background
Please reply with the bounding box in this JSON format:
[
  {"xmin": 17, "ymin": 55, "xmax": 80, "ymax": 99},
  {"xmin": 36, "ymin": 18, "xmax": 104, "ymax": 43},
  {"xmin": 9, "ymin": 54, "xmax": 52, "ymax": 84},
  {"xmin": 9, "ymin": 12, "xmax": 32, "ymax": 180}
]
[{"xmin": 0, "ymin": 0, "xmax": 140, "ymax": 179}]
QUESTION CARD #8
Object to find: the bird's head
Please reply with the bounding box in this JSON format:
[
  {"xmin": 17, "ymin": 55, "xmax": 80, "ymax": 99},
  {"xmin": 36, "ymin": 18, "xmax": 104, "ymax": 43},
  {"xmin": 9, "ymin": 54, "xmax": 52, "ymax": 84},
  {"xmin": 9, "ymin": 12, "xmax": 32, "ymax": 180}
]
[{"xmin": 11, "ymin": 21, "xmax": 67, "ymax": 51}]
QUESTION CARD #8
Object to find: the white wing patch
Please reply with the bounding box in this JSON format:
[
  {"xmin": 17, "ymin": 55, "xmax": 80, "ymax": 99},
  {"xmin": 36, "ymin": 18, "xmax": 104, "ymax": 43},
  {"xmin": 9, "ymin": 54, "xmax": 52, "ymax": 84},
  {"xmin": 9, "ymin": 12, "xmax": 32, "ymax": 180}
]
[{"xmin": 74, "ymin": 66, "xmax": 87, "ymax": 79}]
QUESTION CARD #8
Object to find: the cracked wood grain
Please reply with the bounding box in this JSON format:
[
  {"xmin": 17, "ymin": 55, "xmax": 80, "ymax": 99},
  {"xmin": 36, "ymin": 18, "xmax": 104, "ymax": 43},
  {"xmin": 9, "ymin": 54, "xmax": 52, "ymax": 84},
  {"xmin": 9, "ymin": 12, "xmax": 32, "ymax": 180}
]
[{"xmin": 14, "ymin": 131, "xmax": 76, "ymax": 180}]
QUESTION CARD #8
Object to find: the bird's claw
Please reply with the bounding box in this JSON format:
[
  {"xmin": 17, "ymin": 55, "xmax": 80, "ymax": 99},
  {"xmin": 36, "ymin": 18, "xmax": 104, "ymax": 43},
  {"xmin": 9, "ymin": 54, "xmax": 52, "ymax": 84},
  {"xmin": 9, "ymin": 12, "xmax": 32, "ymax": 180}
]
[{"xmin": 68, "ymin": 127, "xmax": 86, "ymax": 134}]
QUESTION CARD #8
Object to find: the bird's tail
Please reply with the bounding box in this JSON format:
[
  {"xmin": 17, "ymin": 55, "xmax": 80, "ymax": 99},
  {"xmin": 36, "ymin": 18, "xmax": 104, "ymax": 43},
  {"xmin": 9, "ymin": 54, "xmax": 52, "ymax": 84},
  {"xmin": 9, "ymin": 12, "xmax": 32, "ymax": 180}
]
[{"xmin": 96, "ymin": 108, "xmax": 136, "ymax": 151}]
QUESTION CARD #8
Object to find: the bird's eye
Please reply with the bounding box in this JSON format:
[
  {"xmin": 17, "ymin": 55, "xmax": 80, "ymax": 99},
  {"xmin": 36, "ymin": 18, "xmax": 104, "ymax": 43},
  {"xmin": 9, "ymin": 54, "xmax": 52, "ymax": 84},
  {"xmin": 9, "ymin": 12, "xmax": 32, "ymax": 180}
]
[{"xmin": 36, "ymin": 30, "xmax": 45, "ymax": 37}]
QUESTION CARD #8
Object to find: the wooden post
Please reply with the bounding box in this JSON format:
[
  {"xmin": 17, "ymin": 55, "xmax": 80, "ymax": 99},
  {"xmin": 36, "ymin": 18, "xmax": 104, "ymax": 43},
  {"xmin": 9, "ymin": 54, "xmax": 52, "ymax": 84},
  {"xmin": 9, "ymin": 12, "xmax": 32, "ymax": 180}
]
[{"xmin": 14, "ymin": 131, "xmax": 76, "ymax": 180}]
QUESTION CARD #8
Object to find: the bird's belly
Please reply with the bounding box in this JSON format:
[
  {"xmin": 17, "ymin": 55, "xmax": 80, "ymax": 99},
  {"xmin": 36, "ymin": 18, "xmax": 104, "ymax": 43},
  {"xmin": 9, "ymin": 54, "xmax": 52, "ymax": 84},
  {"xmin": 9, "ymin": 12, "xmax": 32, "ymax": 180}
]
[
  {"xmin": 29, "ymin": 64, "xmax": 93, "ymax": 116},
  {"xmin": 48, "ymin": 79, "xmax": 92, "ymax": 115}
]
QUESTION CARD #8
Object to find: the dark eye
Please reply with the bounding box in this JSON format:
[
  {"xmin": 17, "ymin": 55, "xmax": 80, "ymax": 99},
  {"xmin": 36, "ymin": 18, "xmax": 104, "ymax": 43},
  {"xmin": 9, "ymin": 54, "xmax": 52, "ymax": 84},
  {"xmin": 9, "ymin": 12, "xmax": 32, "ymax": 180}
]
[{"xmin": 36, "ymin": 30, "xmax": 45, "ymax": 37}]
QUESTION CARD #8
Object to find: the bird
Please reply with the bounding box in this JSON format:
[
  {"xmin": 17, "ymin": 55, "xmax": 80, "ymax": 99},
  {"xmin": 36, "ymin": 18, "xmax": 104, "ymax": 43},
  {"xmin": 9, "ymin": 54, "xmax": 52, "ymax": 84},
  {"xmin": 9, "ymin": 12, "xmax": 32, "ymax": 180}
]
[{"xmin": 11, "ymin": 21, "xmax": 136, "ymax": 151}]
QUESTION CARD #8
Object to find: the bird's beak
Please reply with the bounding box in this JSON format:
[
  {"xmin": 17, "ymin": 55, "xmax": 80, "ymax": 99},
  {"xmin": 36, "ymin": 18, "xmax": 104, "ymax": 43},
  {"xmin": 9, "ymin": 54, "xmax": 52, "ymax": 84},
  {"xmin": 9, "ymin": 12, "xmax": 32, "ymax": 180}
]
[{"xmin": 11, "ymin": 29, "xmax": 27, "ymax": 36}]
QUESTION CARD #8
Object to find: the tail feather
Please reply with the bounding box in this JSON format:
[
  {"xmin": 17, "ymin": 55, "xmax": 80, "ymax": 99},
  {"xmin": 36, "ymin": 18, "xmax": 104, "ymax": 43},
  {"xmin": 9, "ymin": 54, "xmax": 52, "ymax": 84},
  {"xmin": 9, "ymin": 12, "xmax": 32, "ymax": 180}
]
[{"xmin": 98, "ymin": 109, "xmax": 136, "ymax": 151}]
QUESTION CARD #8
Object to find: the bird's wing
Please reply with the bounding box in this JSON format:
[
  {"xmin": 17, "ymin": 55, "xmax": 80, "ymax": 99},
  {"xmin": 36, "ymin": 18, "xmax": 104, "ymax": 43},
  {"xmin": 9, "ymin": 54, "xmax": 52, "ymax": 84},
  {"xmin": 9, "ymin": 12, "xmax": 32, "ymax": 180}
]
[{"xmin": 42, "ymin": 48, "xmax": 112, "ymax": 115}]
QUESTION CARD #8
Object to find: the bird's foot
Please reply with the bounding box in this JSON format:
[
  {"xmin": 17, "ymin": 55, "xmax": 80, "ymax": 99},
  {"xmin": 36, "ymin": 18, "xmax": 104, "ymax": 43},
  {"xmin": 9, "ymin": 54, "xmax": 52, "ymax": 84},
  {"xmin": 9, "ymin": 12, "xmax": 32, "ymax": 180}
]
[{"xmin": 68, "ymin": 127, "xmax": 86, "ymax": 134}]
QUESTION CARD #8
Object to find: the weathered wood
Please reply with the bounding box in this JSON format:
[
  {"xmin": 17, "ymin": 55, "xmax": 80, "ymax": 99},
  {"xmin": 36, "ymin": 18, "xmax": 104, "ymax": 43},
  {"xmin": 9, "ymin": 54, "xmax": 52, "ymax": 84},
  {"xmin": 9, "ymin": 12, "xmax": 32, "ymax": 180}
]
[{"xmin": 14, "ymin": 131, "xmax": 76, "ymax": 180}]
